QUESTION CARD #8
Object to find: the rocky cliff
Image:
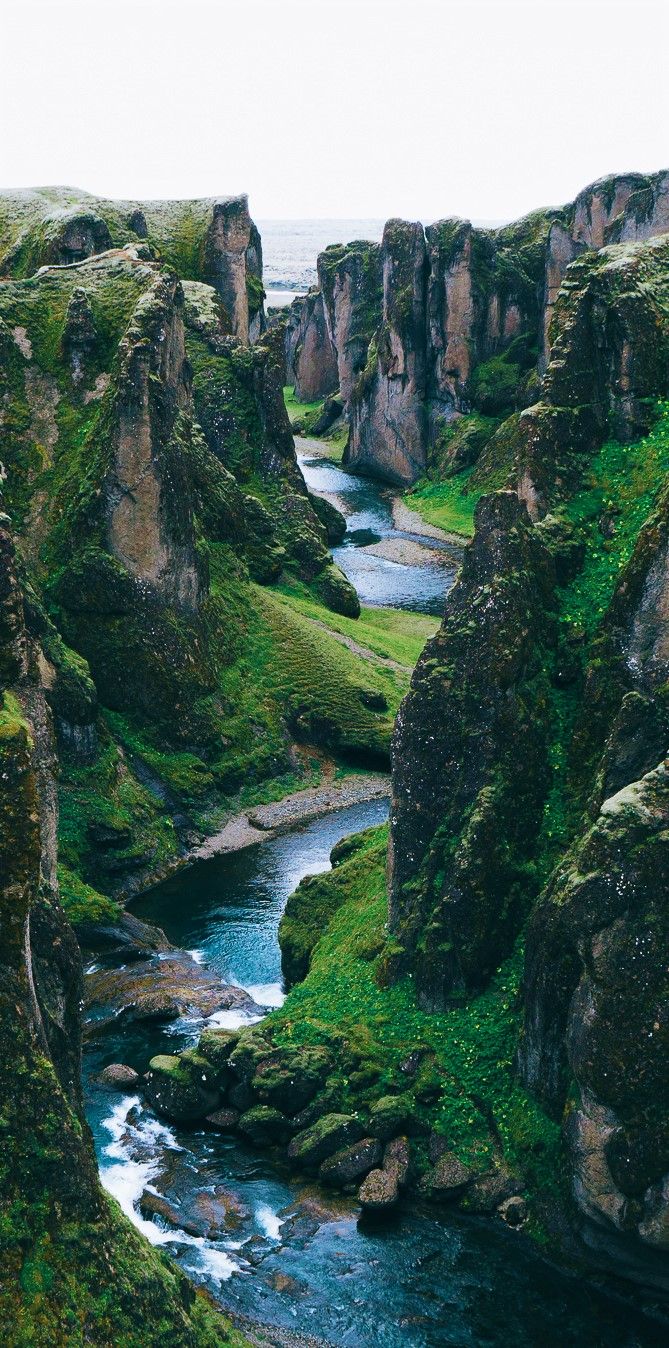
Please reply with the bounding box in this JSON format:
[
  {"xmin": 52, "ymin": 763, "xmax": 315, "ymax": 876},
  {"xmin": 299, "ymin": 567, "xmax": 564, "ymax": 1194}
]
[
  {"xmin": 0, "ymin": 186, "xmax": 265, "ymax": 341},
  {"xmin": 0, "ymin": 507, "xmax": 249, "ymax": 1345},
  {"xmin": 288, "ymin": 169, "xmax": 669, "ymax": 487},
  {"xmin": 384, "ymin": 228, "xmax": 669, "ymax": 1284}
]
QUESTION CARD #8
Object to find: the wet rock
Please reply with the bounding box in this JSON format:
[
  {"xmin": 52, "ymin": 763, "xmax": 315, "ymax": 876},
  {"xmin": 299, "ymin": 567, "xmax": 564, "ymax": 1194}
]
[
  {"xmin": 77, "ymin": 911, "xmax": 170, "ymax": 959},
  {"xmin": 98, "ymin": 1063, "xmax": 140, "ymax": 1090},
  {"xmin": 462, "ymin": 1167, "xmax": 521, "ymax": 1214},
  {"xmin": 268, "ymin": 1272, "xmax": 309, "ymax": 1297},
  {"xmin": 238, "ymin": 1105, "xmax": 290, "ymax": 1145},
  {"xmin": 204, "ymin": 1107, "xmax": 240, "ymax": 1132},
  {"xmin": 85, "ymin": 952, "xmax": 256, "ymax": 1033},
  {"xmin": 358, "ymin": 1167, "xmax": 399, "ymax": 1210},
  {"xmin": 287, "ymin": 1113, "xmax": 365, "ymax": 1169},
  {"xmin": 383, "ymin": 1136, "xmax": 411, "ymax": 1188},
  {"xmin": 193, "ymin": 1186, "xmax": 249, "ymax": 1234},
  {"xmin": 418, "ymin": 1153, "xmax": 472, "ymax": 1200},
  {"xmin": 144, "ymin": 1051, "xmax": 221, "ymax": 1123},
  {"xmin": 139, "ymin": 1189, "xmax": 201, "ymax": 1237},
  {"xmin": 319, "ymin": 1137, "xmax": 382, "ymax": 1188},
  {"xmin": 498, "ymin": 1195, "xmax": 528, "ymax": 1227}
]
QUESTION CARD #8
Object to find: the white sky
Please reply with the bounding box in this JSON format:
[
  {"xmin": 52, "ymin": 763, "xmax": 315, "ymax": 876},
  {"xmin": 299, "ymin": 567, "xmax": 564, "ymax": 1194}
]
[{"xmin": 2, "ymin": 0, "xmax": 668, "ymax": 223}]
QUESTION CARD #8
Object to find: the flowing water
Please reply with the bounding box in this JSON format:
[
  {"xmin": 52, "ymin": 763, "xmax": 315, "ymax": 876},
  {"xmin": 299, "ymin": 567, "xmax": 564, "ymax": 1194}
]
[
  {"xmin": 297, "ymin": 440, "xmax": 458, "ymax": 615},
  {"xmin": 83, "ymin": 462, "xmax": 666, "ymax": 1346}
]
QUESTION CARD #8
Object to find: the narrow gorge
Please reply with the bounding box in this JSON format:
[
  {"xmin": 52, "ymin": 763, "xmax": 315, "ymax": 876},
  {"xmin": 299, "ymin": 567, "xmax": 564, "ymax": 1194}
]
[{"xmin": 1, "ymin": 169, "xmax": 669, "ymax": 1348}]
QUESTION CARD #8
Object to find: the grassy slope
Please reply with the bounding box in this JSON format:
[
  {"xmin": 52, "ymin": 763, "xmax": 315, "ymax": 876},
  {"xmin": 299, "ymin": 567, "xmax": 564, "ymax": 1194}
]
[
  {"xmin": 405, "ymin": 468, "xmax": 483, "ymax": 538},
  {"xmin": 273, "ymin": 578, "xmax": 438, "ymax": 667},
  {"xmin": 270, "ymin": 827, "xmax": 562, "ymax": 1238},
  {"xmin": 284, "ymin": 385, "xmax": 347, "ymax": 457}
]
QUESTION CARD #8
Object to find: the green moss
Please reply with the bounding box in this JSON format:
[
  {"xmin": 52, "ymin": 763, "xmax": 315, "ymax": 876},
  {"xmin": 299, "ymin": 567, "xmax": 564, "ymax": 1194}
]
[
  {"xmin": 0, "ymin": 691, "xmax": 30, "ymax": 742},
  {"xmin": 407, "ymin": 467, "xmax": 485, "ymax": 538},
  {"xmin": 271, "ymin": 827, "xmax": 561, "ymax": 1193},
  {"xmin": 559, "ymin": 402, "xmax": 669, "ymax": 635},
  {"xmin": 56, "ymin": 865, "xmax": 117, "ymax": 927}
]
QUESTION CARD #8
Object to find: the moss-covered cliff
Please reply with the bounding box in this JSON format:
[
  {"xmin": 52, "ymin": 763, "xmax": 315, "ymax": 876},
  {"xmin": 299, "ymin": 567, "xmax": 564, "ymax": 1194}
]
[{"xmin": 0, "ymin": 507, "xmax": 252, "ymax": 1346}]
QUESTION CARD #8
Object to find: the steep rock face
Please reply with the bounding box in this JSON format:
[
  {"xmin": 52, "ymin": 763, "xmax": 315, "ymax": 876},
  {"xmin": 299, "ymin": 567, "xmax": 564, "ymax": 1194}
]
[
  {"xmin": 106, "ymin": 274, "xmax": 202, "ymax": 609},
  {"xmin": 288, "ymin": 287, "xmax": 338, "ymax": 402},
  {"xmin": 388, "ymin": 491, "xmax": 555, "ymax": 1006},
  {"xmin": 520, "ymin": 763, "xmax": 669, "ymax": 1287},
  {"xmin": 0, "ymin": 186, "xmax": 264, "ymax": 342},
  {"xmin": 317, "ymin": 240, "xmax": 383, "ymax": 406},
  {"xmin": 517, "ymin": 235, "xmax": 669, "ymax": 518},
  {"xmin": 542, "ymin": 169, "xmax": 669, "ymax": 364},
  {"xmin": 346, "ymin": 220, "xmax": 428, "ymax": 485},
  {"xmin": 0, "ymin": 511, "xmax": 237, "ymax": 1344},
  {"xmin": 290, "ymin": 170, "xmax": 669, "ymax": 488}
]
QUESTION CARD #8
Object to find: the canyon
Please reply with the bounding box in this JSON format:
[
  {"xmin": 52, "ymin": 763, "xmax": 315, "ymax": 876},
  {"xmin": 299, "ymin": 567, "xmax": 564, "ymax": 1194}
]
[{"xmin": 1, "ymin": 173, "xmax": 669, "ymax": 1345}]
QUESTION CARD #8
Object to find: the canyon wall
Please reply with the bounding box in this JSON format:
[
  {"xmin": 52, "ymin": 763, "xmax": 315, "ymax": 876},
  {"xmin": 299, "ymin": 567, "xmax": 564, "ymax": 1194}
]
[
  {"xmin": 0, "ymin": 504, "xmax": 244, "ymax": 1344},
  {"xmin": 287, "ymin": 169, "xmax": 669, "ymax": 485},
  {"xmin": 0, "ymin": 186, "xmax": 266, "ymax": 342},
  {"xmin": 387, "ymin": 232, "xmax": 669, "ymax": 1284}
]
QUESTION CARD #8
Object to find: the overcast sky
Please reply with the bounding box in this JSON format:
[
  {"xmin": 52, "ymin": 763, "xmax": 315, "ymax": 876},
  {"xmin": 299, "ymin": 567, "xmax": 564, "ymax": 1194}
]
[{"xmin": 3, "ymin": 0, "xmax": 668, "ymax": 223}]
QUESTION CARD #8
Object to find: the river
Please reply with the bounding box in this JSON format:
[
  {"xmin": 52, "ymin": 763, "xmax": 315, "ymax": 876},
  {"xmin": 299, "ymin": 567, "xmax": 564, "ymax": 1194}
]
[{"xmin": 82, "ymin": 456, "xmax": 666, "ymax": 1347}]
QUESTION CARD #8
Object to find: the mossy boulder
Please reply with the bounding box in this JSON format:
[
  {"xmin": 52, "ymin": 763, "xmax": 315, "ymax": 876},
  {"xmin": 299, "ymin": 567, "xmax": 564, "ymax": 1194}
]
[
  {"xmin": 237, "ymin": 1105, "xmax": 290, "ymax": 1145},
  {"xmin": 251, "ymin": 1045, "xmax": 332, "ymax": 1113},
  {"xmin": 144, "ymin": 1052, "xmax": 222, "ymax": 1122},
  {"xmin": 368, "ymin": 1095, "xmax": 418, "ymax": 1141},
  {"xmin": 319, "ymin": 1138, "xmax": 382, "ymax": 1188},
  {"xmin": 313, "ymin": 562, "xmax": 361, "ymax": 618},
  {"xmin": 418, "ymin": 1153, "xmax": 472, "ymax": 1200},
  {"xmin": 286, "ymin": 1113, "xmax": 365, "ymax": 1169},
  {"xmin": 197, "ymin": 1027, "xmax": 240, "ymax": 1072}
]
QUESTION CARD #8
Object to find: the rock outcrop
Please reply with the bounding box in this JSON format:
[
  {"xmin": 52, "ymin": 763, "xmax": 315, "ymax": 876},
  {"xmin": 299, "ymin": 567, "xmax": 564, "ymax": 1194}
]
[
  {"xmin": 346, "ymin": 220, "xmax": 428, "ymax": 484},
  {"xmin": 289, "ymin": 169, "xmax": 669, "ymax": 487},
  {"xmin": 388, "ymin": 490, "xmax": 556, "ymax": 1006},
  {"xmin": 0, "ymin": 506, "xmax": 244, "ymax": 1344},
  {"xmin": 0, "ymin": 186, "xmax": 265, "ymax": 342},
  {"xmin": 286, "ymin": 287, "xmax": 338, "ymax": 402},
  {"xmin": 383, "ymin": 220, "xmax": 669, "ymax": 1285}
]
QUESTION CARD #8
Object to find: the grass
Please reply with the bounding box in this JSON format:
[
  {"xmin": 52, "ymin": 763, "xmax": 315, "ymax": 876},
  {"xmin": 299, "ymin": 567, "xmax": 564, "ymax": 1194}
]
[
  {"xmin": 283, "ymin": 385, "xmax": 347, "ymax": 458},
  {"xmin": 273, "ymin": 577, "xmax": 438, "ymax": 667},
  {"xmin": 406, "ymin": 467, "xmax": 485, "ymax": 538},
  {"xmin": 537, "ymin": 401, "xmax": 669, "ymax": 875},
  {"xmin": 560, "ymin": 401, "xmax": 669, "ymax": 635},
  {"xmin": 271, "ymin": 827, "xmax": 562, "ymax": 1222}
]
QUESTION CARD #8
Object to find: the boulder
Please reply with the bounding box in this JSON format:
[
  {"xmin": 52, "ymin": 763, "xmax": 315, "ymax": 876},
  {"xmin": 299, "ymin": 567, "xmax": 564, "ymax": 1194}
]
[
  {"xmin": 237, "ymin": 1105, "xmax": 290, "ymax": 1145},
  {"xmin": 85, "ymin": 952, "xmax": 256, "ymax": 1033},
  {"xmin": 204, "ymin": 1107, "xmax": 240, "ymax": 1132},
  {"xmin": 144, "ymin": 1051, "xmax": 221, "ymax": 1123},
  {"xmin": 498, "ymin": 1195, "xmax": 528, "ymax": 1227},
  {"xmin": 369, "ymin": 1095, "xmax": 417, "ymax": 1141},
  {"xmin": 418, "ymin": 1152, "xmax": 472, "ymax": 1200},
  {"xmin": 139, "ymin": 1190, "xmax": 201, "ymax": 1236},
  {"xmin": 319, "ymin": 1138, "xmax": 382, "ymax": 1188},
  {"xmin": 358, "ymin": 1168, "xmax": 399, "ymax": 1211},
  {"xmin": 98, "ymin": 1063, "xmax": 140, "ymax": 1090},
  {"xmin": 197, "ymin": 1028, "xmax": 240, "ymax": 1071},
  {"xmin": 382, "ymin": 1136, "xmax": 411, "ymax": 1188},
  {"xmin": 287, "ymin": 1113, "xmax": 364, "ymax": 1169},
  {"xmin": 251, "ymin": 1045, "xmax": 332, "ymax": 1114},
  {"xmin": 462, "ymin": 1167, "xmax": 521, "ymax": 1214}
]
